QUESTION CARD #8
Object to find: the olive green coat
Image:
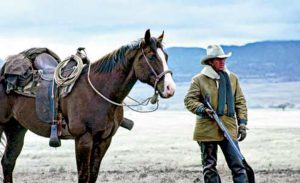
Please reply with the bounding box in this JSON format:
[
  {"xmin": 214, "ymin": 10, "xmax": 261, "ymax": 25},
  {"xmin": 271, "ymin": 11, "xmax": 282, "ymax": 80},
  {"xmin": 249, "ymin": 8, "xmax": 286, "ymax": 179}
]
[{"xmin": 184, "ymin": 66, "xmax": 247, "ymax": 142}]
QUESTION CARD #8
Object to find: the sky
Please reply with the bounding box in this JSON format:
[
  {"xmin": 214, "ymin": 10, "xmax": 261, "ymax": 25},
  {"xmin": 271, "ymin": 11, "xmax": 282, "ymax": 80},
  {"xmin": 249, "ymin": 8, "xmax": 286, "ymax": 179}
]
[{"xmin": 0, "ymin": 0, "xmax": 299, "ymax": 60}]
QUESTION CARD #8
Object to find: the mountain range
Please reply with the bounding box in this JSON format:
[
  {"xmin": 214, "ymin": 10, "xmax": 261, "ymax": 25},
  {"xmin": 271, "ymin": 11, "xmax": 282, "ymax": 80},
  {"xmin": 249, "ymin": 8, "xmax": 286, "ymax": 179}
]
[
  {"xmin": 1, "ymin": 41, "xmax": 299, "ymax": 83},
  {"xmin": 166, "ymin": 41, "xmax": 300, "ymax": 83}
]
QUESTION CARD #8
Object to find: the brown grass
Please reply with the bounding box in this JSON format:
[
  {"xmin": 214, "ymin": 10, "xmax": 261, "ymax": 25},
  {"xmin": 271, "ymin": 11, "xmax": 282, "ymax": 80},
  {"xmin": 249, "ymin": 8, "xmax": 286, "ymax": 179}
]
[{"xmin": 1, "ymin": 110, "xmax": 300, "ymax": 182}]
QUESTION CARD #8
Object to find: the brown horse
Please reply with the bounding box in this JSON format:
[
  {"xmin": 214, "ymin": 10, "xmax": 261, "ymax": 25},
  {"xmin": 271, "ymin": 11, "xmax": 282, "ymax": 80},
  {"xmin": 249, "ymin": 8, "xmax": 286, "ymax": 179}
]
[{"xmin": 0, "ymin": 29, "xmax": 176, "ymax": 183}]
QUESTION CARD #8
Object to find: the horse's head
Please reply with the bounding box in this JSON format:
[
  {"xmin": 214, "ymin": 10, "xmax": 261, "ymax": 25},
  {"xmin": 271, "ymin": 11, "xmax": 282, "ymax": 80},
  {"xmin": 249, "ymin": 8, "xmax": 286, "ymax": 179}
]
[{"xmin": 133, "ymin": 29, "xmax": 176, "ymax": 98}]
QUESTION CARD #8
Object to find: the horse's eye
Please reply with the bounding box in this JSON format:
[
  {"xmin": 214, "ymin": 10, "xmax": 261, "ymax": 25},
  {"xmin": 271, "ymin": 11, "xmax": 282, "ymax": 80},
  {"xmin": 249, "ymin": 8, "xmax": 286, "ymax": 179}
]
[
  {"xmin": 148, "ymin": 52, "xmax": 156, "ymax": 61},
  {"xmin": 149, "ymin": 55, "xmax": 156, "ymax": 61}
]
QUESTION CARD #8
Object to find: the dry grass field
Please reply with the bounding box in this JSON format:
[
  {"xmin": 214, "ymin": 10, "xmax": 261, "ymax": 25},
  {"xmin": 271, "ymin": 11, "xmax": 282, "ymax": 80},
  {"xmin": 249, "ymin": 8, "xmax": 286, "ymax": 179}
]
[{"xmin": 1, "ymin": 109, "xmax": 300, "ymax": 182}]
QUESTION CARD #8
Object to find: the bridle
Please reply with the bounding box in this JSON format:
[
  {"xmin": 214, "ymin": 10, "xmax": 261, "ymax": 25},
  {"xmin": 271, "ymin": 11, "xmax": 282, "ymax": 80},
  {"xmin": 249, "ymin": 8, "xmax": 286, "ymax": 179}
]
[
  {"xmin": 141, "ymin": 48, "xmax": 173, "ymax": 93},
  {"xmin": 87, "ymin": 46, "xmax": 173, "ymax": 112}
]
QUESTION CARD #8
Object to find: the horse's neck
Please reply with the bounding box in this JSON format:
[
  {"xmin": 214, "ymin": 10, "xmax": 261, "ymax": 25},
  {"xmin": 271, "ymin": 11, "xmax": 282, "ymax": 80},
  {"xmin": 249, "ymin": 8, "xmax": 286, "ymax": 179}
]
[
  {"xmin": 90, "ymin": 51, "xmax": 138, "ymax": 103},
  {"xmin": 110, "ymin": 67, "xmax": 137, "ymax": 102}
]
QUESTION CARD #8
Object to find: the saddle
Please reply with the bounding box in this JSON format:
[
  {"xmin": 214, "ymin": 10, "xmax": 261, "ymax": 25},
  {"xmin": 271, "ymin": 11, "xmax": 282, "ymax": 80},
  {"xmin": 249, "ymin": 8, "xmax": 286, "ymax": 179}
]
[
  {"xmin": 35, "ymin": 53, "xmax": 83, "ymax": 123},
  {"xmin": 35, "ymin": 53, "xmax": 58, "ymax": 80},
  {"xmin": 2, "ymin": 48, "xmax": 81, "ymax": 123}
]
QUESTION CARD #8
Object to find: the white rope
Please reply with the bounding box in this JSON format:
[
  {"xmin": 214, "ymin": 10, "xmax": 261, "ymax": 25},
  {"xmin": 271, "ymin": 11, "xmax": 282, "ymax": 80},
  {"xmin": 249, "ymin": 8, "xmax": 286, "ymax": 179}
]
[
  {"xmin": 87, "ymin": 63, "xmax": 125, "ymax": 106},
  {"xmin": 87, "ymin": 63, "xmax": 159, "ymax": 112},
  {"xmin": 54, "ymin": 55, "xmax": 84, "ymax": 87}
]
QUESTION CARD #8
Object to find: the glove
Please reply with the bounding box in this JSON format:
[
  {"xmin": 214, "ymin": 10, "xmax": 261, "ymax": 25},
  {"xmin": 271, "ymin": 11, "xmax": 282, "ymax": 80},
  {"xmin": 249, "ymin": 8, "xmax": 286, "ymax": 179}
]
[
  {"xmin": 238, "ymin": 125, "xmax": 248, "ymax": 141},
  {"xmin": 196, "ymin": 106, "xmax": 214, "ymax": 119}
]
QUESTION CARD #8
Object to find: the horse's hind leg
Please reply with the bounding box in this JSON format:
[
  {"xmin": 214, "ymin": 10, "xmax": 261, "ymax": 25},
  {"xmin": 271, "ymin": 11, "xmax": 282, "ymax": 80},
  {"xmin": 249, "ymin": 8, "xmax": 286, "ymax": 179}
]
[{"xmin": 1, "ymin": 119, "xmax": 27, "ymax": 183}]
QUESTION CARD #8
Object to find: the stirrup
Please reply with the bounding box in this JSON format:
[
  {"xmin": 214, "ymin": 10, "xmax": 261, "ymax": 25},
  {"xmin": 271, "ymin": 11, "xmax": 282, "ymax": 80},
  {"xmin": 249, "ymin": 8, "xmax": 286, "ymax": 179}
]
[{"xmin": 49, "ymin": 123, "xmax": 61, "ymax": 147}]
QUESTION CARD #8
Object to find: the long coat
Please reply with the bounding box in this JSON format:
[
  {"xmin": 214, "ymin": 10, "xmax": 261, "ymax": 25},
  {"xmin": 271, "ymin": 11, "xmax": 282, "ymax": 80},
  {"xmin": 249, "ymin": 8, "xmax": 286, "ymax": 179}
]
[{"xmin": 184, "ymin": 65, "xmax": 247, "ymax": 141}]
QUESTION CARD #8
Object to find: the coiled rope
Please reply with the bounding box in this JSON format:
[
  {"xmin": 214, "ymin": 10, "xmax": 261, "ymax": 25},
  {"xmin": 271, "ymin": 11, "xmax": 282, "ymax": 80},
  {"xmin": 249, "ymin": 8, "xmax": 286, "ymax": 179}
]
[{"xmin": 54, "ymin": 55, "xmax": 84, "ymax": 87}]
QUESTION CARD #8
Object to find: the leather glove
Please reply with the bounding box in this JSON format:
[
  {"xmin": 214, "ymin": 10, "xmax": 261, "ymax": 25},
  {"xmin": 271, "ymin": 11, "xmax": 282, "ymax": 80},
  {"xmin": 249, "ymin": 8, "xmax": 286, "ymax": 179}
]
[
  {"xmin": 196, "ymin": 106, "xmax": 214, "ymax": 119},
  {"xmin": 238, "ymin": 124, "xmax": 248, "ymax": 141}
]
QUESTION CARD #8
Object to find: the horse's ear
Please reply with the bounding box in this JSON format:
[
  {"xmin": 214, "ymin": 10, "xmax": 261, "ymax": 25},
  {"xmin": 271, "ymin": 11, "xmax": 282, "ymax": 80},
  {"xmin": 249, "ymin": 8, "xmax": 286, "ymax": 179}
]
[
  {"xmin": 157, "ymin": 31, "xmax": 164, "ymax": 42},
  {"xmin": 144, "ymin": 29, "xmax": 151, "ymax": 45}
]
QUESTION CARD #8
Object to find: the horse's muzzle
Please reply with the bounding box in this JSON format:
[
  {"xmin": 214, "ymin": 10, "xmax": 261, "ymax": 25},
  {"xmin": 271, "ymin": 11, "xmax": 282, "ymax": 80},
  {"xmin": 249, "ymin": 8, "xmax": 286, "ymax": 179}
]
[{"xmin": 160, "ymin": 82, "xmax": 176, "ymax": 98}]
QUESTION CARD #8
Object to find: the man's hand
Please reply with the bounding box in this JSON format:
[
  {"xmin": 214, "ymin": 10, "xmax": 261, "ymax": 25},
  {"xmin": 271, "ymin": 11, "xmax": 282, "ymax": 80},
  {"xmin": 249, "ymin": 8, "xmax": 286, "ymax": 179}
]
[
  {"xmin": 204, "ymin": 108, "xmax": 214, "ymax": 119},
  {"xmin": 238, "ymin": 125, "xmax": 248, "ymax": 141},
  {"xmin": 196, "ymin": 106, "xmax": 214, "ymax": 119}
]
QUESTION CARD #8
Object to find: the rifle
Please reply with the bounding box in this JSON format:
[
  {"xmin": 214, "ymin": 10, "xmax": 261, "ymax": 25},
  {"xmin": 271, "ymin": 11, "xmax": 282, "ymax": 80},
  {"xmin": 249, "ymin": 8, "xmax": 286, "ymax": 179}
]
[{"xmin": 204, "ymin": 96, "xmax": 255, "ymax": 183}]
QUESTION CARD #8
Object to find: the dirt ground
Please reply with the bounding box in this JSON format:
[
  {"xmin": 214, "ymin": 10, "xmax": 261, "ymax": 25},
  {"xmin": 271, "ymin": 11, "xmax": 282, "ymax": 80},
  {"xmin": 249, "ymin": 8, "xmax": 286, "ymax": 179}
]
[{"xmin": 1, "ymin": 109, "xmax": 300, "ymax": 183}]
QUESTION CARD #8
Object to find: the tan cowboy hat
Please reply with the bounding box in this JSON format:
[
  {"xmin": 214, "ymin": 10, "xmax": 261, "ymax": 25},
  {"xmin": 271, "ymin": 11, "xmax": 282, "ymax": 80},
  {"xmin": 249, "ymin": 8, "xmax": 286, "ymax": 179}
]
[{"xmin": 200, "ymin": 45, "xmax": 232, "ymax": 65}]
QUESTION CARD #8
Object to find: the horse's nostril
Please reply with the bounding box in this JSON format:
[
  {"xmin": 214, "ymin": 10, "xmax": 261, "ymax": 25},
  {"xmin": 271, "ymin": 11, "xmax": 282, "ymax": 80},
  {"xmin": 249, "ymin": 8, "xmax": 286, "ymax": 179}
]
[{"xmin": 165, "ymin": 85, "xmax": 175, "ymax": 96}]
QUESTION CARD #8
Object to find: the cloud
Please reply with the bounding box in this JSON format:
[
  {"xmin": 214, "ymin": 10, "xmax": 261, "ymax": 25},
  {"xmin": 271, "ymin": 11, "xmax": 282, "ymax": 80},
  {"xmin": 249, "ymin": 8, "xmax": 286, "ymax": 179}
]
[{"xmin": 0, "ymin": 0, "xmax": 299, "ymax": 58}]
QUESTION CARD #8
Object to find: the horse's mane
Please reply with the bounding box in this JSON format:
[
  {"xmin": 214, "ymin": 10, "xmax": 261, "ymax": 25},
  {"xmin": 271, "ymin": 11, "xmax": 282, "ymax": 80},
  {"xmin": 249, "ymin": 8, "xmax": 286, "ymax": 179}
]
[{"xmin": 93, "ymin": 39, "xmax": 142, "ymax": 73}]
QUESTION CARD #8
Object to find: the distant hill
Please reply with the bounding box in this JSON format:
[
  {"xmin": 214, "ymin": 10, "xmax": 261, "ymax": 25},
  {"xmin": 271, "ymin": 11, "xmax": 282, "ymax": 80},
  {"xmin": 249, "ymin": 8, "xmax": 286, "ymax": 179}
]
[{"xmin": 166, "ymin": 41, "xmax": 300, "ymax": 82}]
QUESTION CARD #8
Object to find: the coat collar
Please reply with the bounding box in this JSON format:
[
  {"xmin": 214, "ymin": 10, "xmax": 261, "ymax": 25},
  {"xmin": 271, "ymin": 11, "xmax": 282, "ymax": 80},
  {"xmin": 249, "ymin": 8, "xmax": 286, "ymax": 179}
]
[{"xmin": 201, "ymin": 65, "xmax": 231, "ymax": 80}]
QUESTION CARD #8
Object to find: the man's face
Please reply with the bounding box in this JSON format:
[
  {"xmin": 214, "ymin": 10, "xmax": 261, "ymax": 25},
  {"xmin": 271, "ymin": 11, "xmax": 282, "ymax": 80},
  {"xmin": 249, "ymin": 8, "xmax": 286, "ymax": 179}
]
[{"xmin": 210, "ymin": 58, "xmax": 225, "ymax": 72}]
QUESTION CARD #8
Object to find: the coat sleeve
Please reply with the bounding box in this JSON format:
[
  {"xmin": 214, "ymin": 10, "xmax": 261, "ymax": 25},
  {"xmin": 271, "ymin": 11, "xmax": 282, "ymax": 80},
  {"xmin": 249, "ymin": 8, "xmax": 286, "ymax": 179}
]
[
  {"xmin": 184, "ymin": 76, "xmax": 204, "ymax": 114},
  {"xmin": 234, "ymin": 77, "xmax": 248, "ymax": 125}
]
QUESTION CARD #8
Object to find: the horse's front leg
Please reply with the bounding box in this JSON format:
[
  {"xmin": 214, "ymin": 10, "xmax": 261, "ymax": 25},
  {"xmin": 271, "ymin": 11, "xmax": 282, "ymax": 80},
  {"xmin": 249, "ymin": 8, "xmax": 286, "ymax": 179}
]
[
  {"xmin": 75, "ymin": 132, "xmax": 93, "ymax": 183},
  {"xmin": 89, "ymin": 137, "xmax": 112, "ymax": 183}
]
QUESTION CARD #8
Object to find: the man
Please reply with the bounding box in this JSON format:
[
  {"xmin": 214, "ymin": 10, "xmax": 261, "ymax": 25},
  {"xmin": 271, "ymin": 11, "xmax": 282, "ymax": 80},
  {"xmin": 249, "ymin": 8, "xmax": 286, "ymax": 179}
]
[{"xmin": 184, "ymin": 45, "xmax": 248, "ymax": 183}]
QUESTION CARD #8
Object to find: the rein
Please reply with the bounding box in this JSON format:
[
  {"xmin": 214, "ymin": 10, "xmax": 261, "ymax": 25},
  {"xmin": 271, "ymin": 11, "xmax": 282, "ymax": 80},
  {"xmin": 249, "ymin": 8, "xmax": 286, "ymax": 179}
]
[{"xmin": 87, "ymin": 47, "xmax": 171, "ymax": 112}]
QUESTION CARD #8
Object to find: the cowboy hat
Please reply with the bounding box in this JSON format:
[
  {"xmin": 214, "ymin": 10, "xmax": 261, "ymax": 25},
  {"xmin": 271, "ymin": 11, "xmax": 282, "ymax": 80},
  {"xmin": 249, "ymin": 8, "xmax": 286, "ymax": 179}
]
[{"xmin": 200, "ymin": 45, "xmax": 232, "ymax": 65}]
